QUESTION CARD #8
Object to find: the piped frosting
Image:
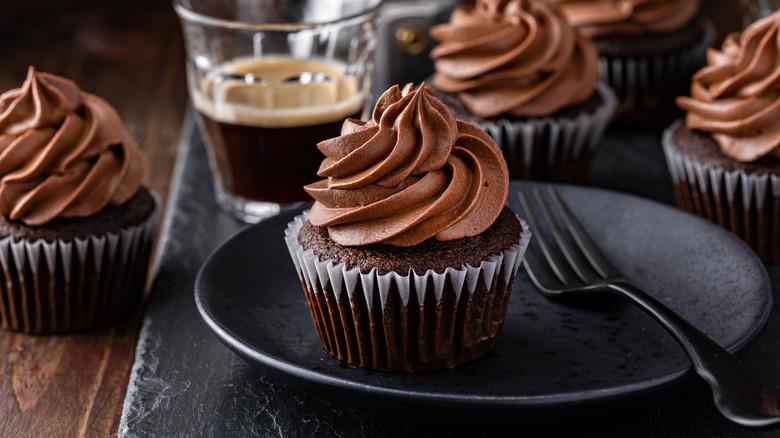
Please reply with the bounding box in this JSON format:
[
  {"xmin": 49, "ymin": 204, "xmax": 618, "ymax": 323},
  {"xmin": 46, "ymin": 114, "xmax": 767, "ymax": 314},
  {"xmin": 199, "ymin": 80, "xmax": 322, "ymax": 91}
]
[
  {"xmin": 0, "ymin": 67, "xmax": 144, "ymax": 225},
  {"xmin": 677, "ymin": 11, "xmax": 780, "ymax": 162},
  {"xmin": 305, "ymin": 83, "xmax": 509, "ymax": 247},
  {"xmin": 429, "ymin": 0, "xmax": 599, "ymax": 118},
  {"xmin": 548, "ymin": 0, "xmax": 701, "ymax": 38}
]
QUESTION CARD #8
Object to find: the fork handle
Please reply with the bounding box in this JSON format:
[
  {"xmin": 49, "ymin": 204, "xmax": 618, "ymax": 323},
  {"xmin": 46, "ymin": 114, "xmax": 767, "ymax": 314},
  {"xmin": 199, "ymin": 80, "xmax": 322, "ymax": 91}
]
[{"xmin": 607, "ymin": 280, "xmax": 779, "ymax": 427}]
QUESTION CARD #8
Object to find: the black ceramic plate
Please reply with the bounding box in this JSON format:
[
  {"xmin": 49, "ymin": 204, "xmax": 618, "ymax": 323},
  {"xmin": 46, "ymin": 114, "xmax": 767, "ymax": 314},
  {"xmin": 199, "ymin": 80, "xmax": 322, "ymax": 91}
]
[{"xmin": 194, "ymin": 182, "xmax": 772, "ymax": 425}]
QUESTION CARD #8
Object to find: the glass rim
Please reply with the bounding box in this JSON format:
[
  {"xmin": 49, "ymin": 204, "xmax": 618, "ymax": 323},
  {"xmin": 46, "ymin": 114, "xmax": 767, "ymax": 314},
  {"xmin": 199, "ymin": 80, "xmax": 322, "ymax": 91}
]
[{"xmin": 173, "ymin": 0, "xmax": 383, "ymax": 31}]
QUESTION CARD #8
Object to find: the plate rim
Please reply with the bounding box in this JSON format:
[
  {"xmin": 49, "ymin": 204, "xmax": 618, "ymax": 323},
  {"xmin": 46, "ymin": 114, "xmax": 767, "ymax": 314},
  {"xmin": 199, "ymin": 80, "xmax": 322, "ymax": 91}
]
[{"xmin": 194, "ymin": 182, "xmax": 773, "ymax": 420}]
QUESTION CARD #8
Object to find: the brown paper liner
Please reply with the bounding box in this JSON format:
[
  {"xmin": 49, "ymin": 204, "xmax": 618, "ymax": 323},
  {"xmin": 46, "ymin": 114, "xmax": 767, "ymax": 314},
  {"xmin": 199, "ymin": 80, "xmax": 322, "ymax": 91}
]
[
  {"xmin": 0, "ymin": 194, "xmax": 162, "ymax": 334},
  {"xmin": 601, "ymin": 20, "xmax": 714, "ymax": 125},
  {"xmin": 478, "ymin": 82, "xmax": 617, "ymax": 184},
  {"xmin": 663, "ymin": 122, "xmax": 779, "ymax": 264},
  {"xmin": 285, "ymin": 212, "xmax": 531, "ymax": 372}
]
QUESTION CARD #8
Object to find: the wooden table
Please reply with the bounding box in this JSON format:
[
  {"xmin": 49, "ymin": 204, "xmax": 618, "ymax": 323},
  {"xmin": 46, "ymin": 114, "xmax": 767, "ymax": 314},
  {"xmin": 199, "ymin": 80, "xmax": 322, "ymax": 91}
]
[
  {"xmin": 0, "ymin": 1, "xmax": 765, "ymax": 437},
  {"xmin": 0, "ymin": 1, "xmax": 187, "ymax": 436}
]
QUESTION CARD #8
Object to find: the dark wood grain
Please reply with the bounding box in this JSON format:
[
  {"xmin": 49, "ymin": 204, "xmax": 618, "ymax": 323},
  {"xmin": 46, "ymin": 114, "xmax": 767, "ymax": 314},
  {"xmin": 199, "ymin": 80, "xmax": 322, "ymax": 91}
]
[{"xmin": 0, "ymin": 0, "xmax": 187, "ymax": 436}]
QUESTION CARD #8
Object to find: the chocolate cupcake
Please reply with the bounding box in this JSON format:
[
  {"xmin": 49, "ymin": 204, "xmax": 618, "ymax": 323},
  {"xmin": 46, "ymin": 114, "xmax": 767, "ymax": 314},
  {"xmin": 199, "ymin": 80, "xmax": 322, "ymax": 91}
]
[
  {"xmin": 548, "ymin": 0, "xmax": 714, "ymax": 125},
  {"xmin": 285, "ymin": 83, "xmax": 531, "ymax": 372},
  {"xmin": 663, "ymin": 12, "xmax": 780, "ymax": 264},
  {"xmin": 428, "ymin": 0, "xmax": 616, "ymax": 184},
  {"xmin": 0, "ymin": 67, "xmax": 162, "ymax": 333}
]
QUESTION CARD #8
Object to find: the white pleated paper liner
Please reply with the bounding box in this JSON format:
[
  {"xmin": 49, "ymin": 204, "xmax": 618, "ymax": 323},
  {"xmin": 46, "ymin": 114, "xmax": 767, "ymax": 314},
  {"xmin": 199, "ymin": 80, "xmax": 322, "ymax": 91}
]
[
  {"xmin": 599, "ymin": 19, "xmax": 714, "ymax": 124},
  {"xmin": 478, "ymin": 82, "xmax": 617, "ymax": 184},
  {"xmin": 0, "ymin": 192, "xmax": 162, "ymax": 334},
  {"xmin": 662, "ymin": 121, "xmax": 780, "ymax": 264},
  {"xmin": 285, "ymin": 211, "xmax": 531, "ymax": 372}
]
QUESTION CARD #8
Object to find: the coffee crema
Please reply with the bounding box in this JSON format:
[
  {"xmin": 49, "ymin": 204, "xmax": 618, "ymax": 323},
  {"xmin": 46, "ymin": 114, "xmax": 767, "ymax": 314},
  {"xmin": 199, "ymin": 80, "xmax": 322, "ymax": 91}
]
[
  {"xmin": 192, "ymin": 57, "xmax": 367, "ymax": 204},
  {"xmin": 193, "ymin": 57, "xmax": 366, "ymax": 127}
]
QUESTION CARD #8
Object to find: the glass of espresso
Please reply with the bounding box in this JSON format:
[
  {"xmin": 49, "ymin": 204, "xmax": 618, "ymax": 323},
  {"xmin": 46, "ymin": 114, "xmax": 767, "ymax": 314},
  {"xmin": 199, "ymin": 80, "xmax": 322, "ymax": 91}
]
[{"xmin": 174, "ymin": 0, "xmax": 381, "ymax": 223}]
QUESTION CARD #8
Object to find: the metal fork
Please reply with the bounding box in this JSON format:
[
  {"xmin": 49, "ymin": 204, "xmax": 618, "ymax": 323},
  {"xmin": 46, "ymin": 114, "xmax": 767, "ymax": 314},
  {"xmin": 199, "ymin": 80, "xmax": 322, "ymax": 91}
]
[{"xmin": 515, "ymin": 186, "xmax": 780, "ymax": 428}]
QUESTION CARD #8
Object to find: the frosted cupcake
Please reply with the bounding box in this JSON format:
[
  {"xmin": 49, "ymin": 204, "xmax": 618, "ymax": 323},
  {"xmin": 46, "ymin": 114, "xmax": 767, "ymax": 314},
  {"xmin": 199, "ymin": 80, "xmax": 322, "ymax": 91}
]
[
  {"xmin": 428, "ymin": 0, "xmax": 616, "ymax": 183},
  {"xmin": 0, "ymin": 67, "xmax": 162, "ymax": 333},
  {"xmin": 285, "ymin": 83, "xmax": 531, "ymax": 372},
  {"xmin": 549, "ymin": 0, "xmax": 714, "ymax": 125},
  {"xmin": 663, "ymin": 12, "xmax": 780, "ymax": 264}
]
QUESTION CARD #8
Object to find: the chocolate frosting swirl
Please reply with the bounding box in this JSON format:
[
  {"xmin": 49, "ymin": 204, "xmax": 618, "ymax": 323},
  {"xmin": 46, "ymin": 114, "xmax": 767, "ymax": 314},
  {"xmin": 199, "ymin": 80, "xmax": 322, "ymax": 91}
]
[
  {"xmin": 429, "ymin": 0, "xmax": 599, "ymax": 118},
  {"xmin": 0, "ymin": 67, "xmax": 144, "ymax": 226},
  {"xmin": 548, "ymin": 0, "xmax": 700, "ymax": 38},
  {"xmin": 677, "ymin": 11, "xmax": 780, "ymax": 162},
  {"xmin": 305, "ymin": 84, "xmax": 509, "ymax": 247}
]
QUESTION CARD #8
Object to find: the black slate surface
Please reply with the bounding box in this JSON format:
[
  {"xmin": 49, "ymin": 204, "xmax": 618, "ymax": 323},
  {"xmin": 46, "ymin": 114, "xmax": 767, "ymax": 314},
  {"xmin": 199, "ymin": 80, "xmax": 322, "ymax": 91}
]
[{"xmin": 118, "ymin": 114, "xmax": 780, "ymax": 437}]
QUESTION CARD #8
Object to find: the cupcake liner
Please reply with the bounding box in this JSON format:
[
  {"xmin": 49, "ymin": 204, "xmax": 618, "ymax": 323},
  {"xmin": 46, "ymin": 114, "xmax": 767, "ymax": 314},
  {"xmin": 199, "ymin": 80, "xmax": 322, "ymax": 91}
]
[
  {"xmin": 285, "ymin": 211, "xmax": 531, "ymax": 372},
  {"xmin": 478, "ymin": 82, "xmax": 617, "ymax": 184},
  {"xmin": 0, "ymin": 193, "xmax": 162, "ymax": 334},
  {"xmin": 662, "ymin": 122, "xmax": 780, "ymax": 264},
  {"xmin": 601, "ymin": 19, "xmax": 714, "ymax": 124}
]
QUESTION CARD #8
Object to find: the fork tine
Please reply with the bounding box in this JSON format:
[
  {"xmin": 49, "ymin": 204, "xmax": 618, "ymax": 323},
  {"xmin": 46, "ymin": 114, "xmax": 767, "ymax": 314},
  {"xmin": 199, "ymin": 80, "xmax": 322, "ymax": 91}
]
[
  {"xmin": 521, "ymin": 246, "xmax": 563, "ymax": 294},
  {"xmin": 516, "ymin": 190, "xmax": 573, "ymax": 287},
  {"xmin": 532, "ymin": 187, "xmax": 602, "ymax": 284},
  {"xmin": 546, "ymin": 186, "xmax": 622, "ymax": 280}
]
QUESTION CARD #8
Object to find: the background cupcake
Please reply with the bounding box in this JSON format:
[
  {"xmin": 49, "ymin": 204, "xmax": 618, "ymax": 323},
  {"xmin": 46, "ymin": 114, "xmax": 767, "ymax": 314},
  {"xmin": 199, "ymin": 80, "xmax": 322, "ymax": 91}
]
[
  {"xmin": 663, "ymin": 11, "xmax": 780, "ymax": 264},
  {"xmin": 0, "ymin": 67, "xmax": 162, "ymax": 333},
  {"xmin": 285, "ymin": 83, "xmax": 531, "ymax": 372},
  {"xmin": 549, "ymin": 0, "xmax": 714, "ymax": 126},
  {"xmin": 428, "ymin": 0, "xmax": 616, "ymax": 184}
]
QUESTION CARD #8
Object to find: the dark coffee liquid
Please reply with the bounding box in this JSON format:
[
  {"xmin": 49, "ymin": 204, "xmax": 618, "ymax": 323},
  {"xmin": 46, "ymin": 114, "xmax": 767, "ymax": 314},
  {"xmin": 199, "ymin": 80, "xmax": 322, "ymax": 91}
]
[{"xmin": 196, "ymin": 109, "xmax": 361, "ymax": 204}]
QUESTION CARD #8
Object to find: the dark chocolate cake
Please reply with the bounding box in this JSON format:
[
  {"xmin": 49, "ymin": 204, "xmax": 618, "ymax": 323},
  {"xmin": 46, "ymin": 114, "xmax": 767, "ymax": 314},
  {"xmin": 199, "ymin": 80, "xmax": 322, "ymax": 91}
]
[
  {"xmin": 287, "ymin": 208, "xmax": 529, "ymax": 372},
  {"xmin": 669, "ymin": 122, "xmax": 780, "ymax": 174},
  {"xmin": 429, "ymin": 83, "xmax": 605, "ymax": 127},
  {"xmin": 298, "ymin": 206, "xmax": 524, "ymax": 275},
  {"xmin": 592, "ymin": 16, "xmax": 710, "ymax": 57},
  {"xmin": 0, "ymin": 187, "xmax": 157, "ymax": 243}
]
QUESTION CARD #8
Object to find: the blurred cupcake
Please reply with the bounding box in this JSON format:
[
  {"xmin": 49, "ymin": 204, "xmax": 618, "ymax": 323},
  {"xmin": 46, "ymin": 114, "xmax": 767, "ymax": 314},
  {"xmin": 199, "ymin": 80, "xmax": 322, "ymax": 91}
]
[
  {"xmin": 285, "ymin": 83, "xmax": 531, "ymax": 372},
  {"xmin": 428, "ymin": 0, "xmax": 616, "ymax": 184},
  {"xmin": 663, "ymin": 11, "xmax": 780, "ymax": 264},
  {"xmin": 0, "ymin": 67, "xmax": 162, "ymax": 334},
  {"xmin": 549, "ymin": 0, "xmax": 714, "ymax": 125}
]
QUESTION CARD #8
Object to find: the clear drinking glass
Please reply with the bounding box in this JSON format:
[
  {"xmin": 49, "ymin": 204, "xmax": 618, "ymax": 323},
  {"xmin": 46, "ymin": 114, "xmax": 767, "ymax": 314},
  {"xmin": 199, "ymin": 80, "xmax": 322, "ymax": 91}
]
[
  {"xmin": 175, "ymin": 0, "xmax": 381, "ymax": 223},
  {"xmin": 743, "ymin": 0, "xmax": 779, "ymax": 22}
]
